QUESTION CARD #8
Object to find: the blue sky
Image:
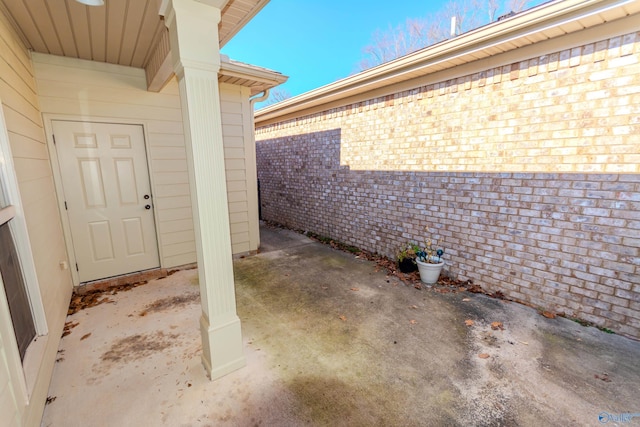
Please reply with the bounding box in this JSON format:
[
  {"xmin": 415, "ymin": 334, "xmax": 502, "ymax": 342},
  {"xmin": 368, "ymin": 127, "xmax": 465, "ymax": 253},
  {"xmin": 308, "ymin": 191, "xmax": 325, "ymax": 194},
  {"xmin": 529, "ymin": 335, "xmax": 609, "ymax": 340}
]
[{"xmin": 221, "ymin": 1, "xmax": 543, "ymax": 104}]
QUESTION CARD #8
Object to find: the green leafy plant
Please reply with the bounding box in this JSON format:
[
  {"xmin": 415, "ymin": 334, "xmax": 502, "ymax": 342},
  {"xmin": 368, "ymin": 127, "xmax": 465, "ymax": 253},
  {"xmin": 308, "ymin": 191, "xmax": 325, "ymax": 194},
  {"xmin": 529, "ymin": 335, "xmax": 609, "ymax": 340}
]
[
  {"xmin": 397, "ymin": 243, "xmax": 420, "ymax": 262},
  {"xmin": 396, "ymin": 243, "xmax": 422, "ymax": 273}
]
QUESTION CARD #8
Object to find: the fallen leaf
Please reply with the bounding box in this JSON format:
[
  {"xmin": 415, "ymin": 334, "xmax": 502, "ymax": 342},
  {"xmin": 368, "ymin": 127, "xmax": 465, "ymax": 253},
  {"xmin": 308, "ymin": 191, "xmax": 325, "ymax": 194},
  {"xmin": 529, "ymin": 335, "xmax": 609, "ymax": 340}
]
[
  {"xmin": 519, "ymin": 341, "xmax": 529, "ymax": 345},
  {"xmin": 462, "ymin": 298, "xmax": 471, "ymax": 302},
  {"xmin": 80, "ymin": 333, "xmax": 91, "ymax": 341},
  {"xmin": 339, "ymin": 315, "xmax": 347, "ymax": 321},
  {"xmin": 542, "ymin": 311, "xmax": 556, "ymax": 319},
  {"xmin": 594, "ymin": 373, "xmax": 612, "ymax": 382},
  {"xmin": 350, "ymin": 287, "xmax": 360, "ymax": 291},
  {"xmin": 467, "ymin": 284, "xmax": 483, "ymax": 293},
  {"xmin": 61, "ymin": 321, "xmax": 79, "ymax": 338},
  {"xmin": 478, "ymin": 353, "xmax": 490, "ymax": 359},
  {"xmin": 465, "ymin": 319, "xmax": 474, "ymax": 326},
  {"xmin": 409, "ymin": 319, "xmax": 417, "ymax": 325},
  {"xmin": 491, "ymin": 290, "xmax": 505, "ymax": 299},
  {"xmin": 321, "ymin": 286, "xmax": 328, "ymax": 290},
  {"xmin": 491, "ymin": 321, "xmax": 504, "ymax": 330},
  {"xmin": 409, "ymin": 305, "xmax": 418, "ymax": 309},
  {"xmin": 67, "ymin": 282, "xmax": 142, "ymax": 315}
]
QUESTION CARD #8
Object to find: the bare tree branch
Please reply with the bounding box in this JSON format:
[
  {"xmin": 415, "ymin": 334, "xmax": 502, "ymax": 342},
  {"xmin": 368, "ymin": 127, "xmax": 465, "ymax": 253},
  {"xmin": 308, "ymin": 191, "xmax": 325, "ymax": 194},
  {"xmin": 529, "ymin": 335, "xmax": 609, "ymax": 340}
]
[
  {"xmin": 507, "ymin": 0, "xmax": 530, "ymax": 12},
  {"xmin": 487, "ymin": 0, "xmax": 501, "ymax": 21},
  {"xmin": 358, "ymin": 0, "xmax": 539, "ymax": 71},
  {"xmin": 264, "ymin": 89, "xmax": 291, "ymax": 106}
]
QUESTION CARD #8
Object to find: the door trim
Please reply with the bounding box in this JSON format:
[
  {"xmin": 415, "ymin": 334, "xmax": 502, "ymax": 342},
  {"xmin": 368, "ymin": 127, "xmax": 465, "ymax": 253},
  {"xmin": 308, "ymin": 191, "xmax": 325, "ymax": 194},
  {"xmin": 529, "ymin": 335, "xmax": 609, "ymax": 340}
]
[{"xmin": 44, "ymin": 115, "xmax": 162, "ymax": 286}]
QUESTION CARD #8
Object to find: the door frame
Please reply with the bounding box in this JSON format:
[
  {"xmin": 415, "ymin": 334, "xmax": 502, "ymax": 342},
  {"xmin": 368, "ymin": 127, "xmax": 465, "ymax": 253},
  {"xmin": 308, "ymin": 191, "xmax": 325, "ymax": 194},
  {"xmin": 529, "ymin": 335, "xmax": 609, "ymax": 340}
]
[{"xmin": 44, "ymin": 115, "xmax": 163, "ymax": 286}]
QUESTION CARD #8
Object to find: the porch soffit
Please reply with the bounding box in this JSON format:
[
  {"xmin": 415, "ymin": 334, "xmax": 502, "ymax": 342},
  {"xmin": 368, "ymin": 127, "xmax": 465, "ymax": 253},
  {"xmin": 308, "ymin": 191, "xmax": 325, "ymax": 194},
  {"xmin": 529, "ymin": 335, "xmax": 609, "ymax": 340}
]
[
  {"xmin": 255, "ymin": 0, "xmax": 640, "ymax": 126},
  {"xmin": 0, "ymin": 0, "xmax": 268, "ymax": 77},
  {"xmin": 219, "ymin": 55, "xmax": 288, "ymax": 96}
]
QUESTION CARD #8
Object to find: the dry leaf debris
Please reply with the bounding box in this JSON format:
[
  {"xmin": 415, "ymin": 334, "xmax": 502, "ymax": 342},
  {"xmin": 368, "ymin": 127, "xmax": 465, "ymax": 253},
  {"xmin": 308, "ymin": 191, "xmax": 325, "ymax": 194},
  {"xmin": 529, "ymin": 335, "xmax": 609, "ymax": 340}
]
[
  {"xmin": 491, "ymin": 321, "xmax": 504, "ymax": 331},
  {"xmin": 267, "ymin": 221, "xmax": 597, "ymax": 333},
  {"xmin": 62, "ymin": 321, "xmax": 79, "ymax": 337},
  {"xmin": 67, "ymin": 280, "xmax": 148, "ymax": 315}
]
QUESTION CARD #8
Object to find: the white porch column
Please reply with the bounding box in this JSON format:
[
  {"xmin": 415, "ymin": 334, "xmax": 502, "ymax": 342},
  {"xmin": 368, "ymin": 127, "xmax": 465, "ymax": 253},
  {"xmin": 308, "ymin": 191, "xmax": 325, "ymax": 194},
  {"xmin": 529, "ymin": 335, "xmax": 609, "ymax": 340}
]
[{"xmin": 164, "ymin": 0, "xmax": 245, "ymax": 380}]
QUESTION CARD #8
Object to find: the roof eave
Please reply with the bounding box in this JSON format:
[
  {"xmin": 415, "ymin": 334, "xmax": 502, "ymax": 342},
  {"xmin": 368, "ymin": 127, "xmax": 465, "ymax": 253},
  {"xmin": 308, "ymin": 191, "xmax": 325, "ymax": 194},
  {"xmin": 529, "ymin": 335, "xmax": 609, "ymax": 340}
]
[
  {"xmin": 219, "ymin": 58, "xmax": 288, "ymax": 96},
  {"xmin": 255, "ymin": 0, "xmax": 637, "ymax": 125},
  {"xmin": 219, "ymin": 0, "xmax": 270, "ymax": 47},
  {"xmin": 158, "ymin": 0, "xmax": 270, "ymax": 48}
]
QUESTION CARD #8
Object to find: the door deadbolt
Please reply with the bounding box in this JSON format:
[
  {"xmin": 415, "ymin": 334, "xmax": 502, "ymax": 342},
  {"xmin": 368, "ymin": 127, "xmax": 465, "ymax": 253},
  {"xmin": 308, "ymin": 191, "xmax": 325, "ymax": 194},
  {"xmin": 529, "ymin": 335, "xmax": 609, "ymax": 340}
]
[
  {"xmin": 145, "ymin": 205, "xmax": 151, "ymax": 210},
  {"xmin": 144, "ymin": 194, "xmax": 150, "ymax": 199}
]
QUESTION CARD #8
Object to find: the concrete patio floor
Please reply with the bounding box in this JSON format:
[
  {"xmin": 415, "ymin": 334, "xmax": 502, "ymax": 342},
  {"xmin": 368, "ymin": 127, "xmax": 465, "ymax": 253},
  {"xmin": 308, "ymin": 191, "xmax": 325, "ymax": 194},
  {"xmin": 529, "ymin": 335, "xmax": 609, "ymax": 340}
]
[{"xmin": 42, "ymin": 225, "xmax": 640, "ymax": 426}]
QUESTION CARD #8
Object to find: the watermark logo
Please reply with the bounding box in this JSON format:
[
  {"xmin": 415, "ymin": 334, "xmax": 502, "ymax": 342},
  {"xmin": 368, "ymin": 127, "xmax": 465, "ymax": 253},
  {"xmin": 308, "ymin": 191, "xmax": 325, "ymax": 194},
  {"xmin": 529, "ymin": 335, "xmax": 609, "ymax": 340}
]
[{"xmin": 599, "ymin": 412, "xmax": 640, "ymax": 424}]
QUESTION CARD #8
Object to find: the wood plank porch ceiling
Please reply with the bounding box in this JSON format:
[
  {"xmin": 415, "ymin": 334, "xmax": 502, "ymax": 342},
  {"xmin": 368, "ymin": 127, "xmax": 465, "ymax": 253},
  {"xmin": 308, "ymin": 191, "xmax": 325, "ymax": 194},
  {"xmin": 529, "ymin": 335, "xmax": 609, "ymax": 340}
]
[{"xmin": 0, "ymin": 0, "xmax": 267, "ymax": 69}]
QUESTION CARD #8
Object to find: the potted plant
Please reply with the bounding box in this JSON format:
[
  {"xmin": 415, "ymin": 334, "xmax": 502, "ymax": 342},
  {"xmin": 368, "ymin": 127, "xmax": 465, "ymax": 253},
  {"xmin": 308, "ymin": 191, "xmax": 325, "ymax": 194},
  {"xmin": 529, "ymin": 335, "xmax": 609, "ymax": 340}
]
[
  {"xmin": 397, "ymin": 244, "xmax": 420, "ymax": 273},
  {"xmin": 415, "ymin": 234, "xmax": 445, "ymax": 285}
]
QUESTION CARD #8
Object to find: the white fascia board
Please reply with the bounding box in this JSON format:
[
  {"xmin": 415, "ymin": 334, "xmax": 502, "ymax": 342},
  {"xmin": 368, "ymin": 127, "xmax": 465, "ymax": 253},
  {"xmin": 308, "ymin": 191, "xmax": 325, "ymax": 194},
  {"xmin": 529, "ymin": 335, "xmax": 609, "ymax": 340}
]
[
  {"xmin": 220, "ymin": 60, "xmax": 288, "ymax": 87},
  {"xmin": 255, "ymin": 0, "xmax": 636, "ymax": 123}
]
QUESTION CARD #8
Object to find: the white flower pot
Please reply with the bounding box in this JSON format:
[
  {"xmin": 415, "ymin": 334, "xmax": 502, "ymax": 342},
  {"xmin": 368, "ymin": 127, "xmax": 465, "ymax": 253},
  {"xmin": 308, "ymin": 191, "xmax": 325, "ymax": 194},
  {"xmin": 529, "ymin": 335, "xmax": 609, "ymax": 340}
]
[{"xmin": 416, "ymin": 258, "xmax": 444, "ymax": 284}]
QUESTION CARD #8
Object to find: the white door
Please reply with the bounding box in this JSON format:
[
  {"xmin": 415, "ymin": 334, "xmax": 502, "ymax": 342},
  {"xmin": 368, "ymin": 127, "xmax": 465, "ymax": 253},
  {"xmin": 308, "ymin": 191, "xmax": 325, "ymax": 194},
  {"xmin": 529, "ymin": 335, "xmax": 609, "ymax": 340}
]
[{"xmin": 52, "ymin": 121, "xmax": 160, "ymax": 282}]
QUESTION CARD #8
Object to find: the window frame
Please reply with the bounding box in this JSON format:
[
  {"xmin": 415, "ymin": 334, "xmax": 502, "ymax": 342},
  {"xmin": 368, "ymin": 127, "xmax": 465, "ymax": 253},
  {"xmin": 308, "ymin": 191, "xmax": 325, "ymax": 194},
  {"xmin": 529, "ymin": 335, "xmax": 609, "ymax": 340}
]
[{"xmin": 0, "ymin": 100, "xmax": 48, "ymax": 400}]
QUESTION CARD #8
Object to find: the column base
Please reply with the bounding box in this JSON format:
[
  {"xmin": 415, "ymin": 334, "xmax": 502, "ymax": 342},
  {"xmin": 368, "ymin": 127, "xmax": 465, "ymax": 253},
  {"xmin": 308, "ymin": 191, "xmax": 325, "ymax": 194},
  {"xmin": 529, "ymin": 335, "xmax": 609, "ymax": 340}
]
[{"xmin": 200, "ymin": 314, "xmax": 246, "ymax": 380}]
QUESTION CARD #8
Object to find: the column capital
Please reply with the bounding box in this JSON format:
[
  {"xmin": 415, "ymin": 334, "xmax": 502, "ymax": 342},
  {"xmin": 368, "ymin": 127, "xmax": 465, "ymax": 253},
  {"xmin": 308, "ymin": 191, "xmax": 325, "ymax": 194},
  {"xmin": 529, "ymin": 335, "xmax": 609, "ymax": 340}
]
[
  {"xmin": 172, "ymin": 60, "xmax": 220, "ymax": 81},
  {"xmin": 194, "ymin": 0, "xmax": 229, "ymax": 8},
  {"xmin": 164, "ymin": 0, "xmax": 222, "ymax": 74}
]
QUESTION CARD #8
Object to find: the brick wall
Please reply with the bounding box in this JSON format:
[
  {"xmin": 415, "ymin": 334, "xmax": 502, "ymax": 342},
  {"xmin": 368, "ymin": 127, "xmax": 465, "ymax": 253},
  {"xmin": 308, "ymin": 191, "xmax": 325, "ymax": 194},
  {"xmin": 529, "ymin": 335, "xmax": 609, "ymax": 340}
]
[{"xmin": 255, "ymin": 31, "xmax": 640, "ymax": 338}]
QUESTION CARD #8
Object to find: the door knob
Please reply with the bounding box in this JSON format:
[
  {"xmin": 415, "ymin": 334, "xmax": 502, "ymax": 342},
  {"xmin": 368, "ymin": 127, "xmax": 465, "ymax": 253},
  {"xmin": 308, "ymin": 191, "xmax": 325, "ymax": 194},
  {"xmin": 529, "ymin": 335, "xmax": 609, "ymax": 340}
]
[
  {"xmin": 144, "ymin": 194, "xmax": 150, "ymax": 199},
  {"xmin": 145, "ymin": 205, "xmax": 151, "ymax": 210}
]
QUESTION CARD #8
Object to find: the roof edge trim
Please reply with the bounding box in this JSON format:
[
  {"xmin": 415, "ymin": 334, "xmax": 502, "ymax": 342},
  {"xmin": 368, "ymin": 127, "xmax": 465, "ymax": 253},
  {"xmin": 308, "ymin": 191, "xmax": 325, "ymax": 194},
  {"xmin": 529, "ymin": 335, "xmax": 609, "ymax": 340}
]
[{"xmin": 255, "ymin": 0, "xmax": 635, "ymax": 124}]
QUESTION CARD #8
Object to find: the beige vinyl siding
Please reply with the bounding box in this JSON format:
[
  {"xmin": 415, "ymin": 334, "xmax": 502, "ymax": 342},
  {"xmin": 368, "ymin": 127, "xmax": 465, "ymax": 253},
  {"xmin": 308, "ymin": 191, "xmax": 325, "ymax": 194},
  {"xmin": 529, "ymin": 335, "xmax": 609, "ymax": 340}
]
[
  {"xmin": 220, "ymin": 83, "xmax": 259, "ymax": 254},
  {"xmin": 32, "ymin": 53, "xmax": 196, "ymax": 269},
  {"xmin": 0, "ymin": 8, "xmax": 72, "ymax": 427}
]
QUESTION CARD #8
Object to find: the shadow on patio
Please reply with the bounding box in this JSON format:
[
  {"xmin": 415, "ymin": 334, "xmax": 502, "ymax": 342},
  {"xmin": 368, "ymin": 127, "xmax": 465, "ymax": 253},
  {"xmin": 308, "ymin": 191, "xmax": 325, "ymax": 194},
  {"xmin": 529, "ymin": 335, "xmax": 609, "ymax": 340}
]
[{"xmin": 42, "ymin": 224, "xmax": 640, "ymax": 426}]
